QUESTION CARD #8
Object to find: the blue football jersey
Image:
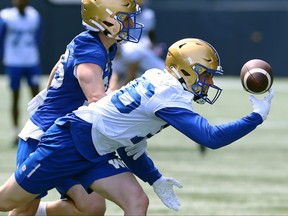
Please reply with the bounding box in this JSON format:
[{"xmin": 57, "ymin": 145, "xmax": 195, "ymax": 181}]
[{"xmin": 31, "ymin": 30, "xmax": 117, "ymax": 132}]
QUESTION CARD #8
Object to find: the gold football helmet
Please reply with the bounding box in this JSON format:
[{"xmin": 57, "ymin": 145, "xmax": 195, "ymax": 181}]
[
  {"xmin": 165, "ymin": 38, "xmax": 224, "ymax": 104},
  {"xmin": 81, "ymin": 0, "xmax": 143, "ymax": 43}
]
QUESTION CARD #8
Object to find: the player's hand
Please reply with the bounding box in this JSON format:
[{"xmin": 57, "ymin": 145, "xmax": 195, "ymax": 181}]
[
  {"xmin": 125, "ymin": 140, "xmax": 147, "ymax": 160},
  {"xmin": 250, "ymin": 88, "xmax": 274, "ymax": 120},
  {"xmin": 27, "ymin": 89, "xmax": 47, "ymax": 116},
  {"xmin": 152, "ymin": 176, "xmax": 183, "ymax": 211}
]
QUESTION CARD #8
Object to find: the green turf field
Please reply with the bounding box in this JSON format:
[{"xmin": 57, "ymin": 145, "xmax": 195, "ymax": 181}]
[{"xmin": 0, "ymin": 75, "xmax": 287, "ymax": 215}]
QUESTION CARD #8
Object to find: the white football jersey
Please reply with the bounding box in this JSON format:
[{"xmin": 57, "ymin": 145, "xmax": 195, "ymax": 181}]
[
  {"xmin": 73, "ymin": 68, "xmax": 194, "ymax": 155},
  {"xmin": 0, "ymin": 6, "xmax": 41, "ymax": 66}
]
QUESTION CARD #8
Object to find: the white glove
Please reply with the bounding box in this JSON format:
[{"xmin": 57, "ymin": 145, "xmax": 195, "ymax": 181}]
[
  {"xmin": 125, "ymin": 140, "xmax": 147, "ymax": 160},
  {"xmin": 27, "ymin": 89, "xmax": 47, "ymax": 116},
  {"xmin": 152, "ymin": 176, "xmax": 183, "ymax": 211},
  {"xmin": 250, "ymin": 89, "xmax": 274, "ymax": 120}
]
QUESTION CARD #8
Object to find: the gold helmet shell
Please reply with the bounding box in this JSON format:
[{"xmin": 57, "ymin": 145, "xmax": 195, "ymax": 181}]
[
  {"xmin": 81, "ymin": 0, "xmax": 143, "ymax": 43},
  {"xmin": 165, "ymin": 38, "xmax": 224, "ymax": 104}
]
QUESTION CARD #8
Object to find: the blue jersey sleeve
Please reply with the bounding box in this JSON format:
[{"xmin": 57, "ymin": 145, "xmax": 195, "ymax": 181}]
[
  {"xmin": 155, "ymin": 107, "xmax": 263, "ymax": 149},
  {"xmin": 73, "ymin": 35, "xmax": 106, "ymax": 69},
  {"xmin": 117, "ymin": 147, "xmax": 162, "ymax": 185}
]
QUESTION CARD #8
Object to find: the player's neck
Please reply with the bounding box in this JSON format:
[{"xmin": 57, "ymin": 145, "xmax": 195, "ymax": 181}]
[{"xmin": 98, "ymin": 33, "xmax": 117, "ymax": 50}]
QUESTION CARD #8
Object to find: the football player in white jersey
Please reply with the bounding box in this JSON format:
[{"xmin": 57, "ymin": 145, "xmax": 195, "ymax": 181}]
[
  {"xmin": 0, "ymin": 38, "xmax": 273, "ymax": 214},
  {"xmin": 6, "ymin": 0, "xmax": 145, "ymax": 216},
  {"xmin": 0, "ymin": 0, "xmax": 42, "ymax": 145}
]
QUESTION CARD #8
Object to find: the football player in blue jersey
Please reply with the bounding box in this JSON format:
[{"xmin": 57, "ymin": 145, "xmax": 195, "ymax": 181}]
[
  {"xmin": 0, "ymin": 38, "xmax": 273, "ymax": 214},
  {"xmin": 0, "ymin": 0, "xmax": 42, "ymax": 145},
  {"xmin": 6, "ymin": 0, "xmax": 145, "ymax": 215}
]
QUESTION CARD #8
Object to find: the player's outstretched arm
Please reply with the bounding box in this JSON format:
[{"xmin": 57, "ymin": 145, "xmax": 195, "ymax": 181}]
[{"xmin": 155, "ymin": 93, "xmax": 274, "ymax": 150}]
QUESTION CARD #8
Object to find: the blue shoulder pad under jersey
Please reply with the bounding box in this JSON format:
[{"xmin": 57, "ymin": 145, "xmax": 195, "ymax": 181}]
[{"xmin": 155, "ymin": 107, "xmax": 263, "ymax": 149}]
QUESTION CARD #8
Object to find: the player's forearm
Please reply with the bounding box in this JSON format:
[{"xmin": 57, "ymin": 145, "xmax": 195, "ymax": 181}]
[
  {"xmin": 200, "ymin": 112, "xmax": 263, "ymax": 149},
  {"xmin": 156, "ymin": 107, "xmax": 263, "ymax": 149},
  {"xmin": 117, "ymin": 147, "xmax": 162, "ymax": 185}
]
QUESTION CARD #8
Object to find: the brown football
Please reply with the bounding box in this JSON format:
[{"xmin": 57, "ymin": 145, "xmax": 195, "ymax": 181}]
[{"xmin": 240, "ymin": 59, "xmax": 273, "ymax": 94}]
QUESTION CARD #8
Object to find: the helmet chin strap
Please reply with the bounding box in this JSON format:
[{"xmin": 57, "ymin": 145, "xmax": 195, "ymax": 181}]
[
  {"xmin": 169, "ymin": 66, "xmax": 207, "ymax": 105},
  {"xmin": 82, "ymin": 21, "xmax": 99, "ymax": 32},
  {"xmin": 169, "ymin": 66, "xmax": 189, "ymax": 90},
  {"xmin": 193, "ymin": 96, "xmax": 206, "ymax": 104},
  {"xmin": 117, "ymin": 40, "xmax": 126, "ymax": 44}
]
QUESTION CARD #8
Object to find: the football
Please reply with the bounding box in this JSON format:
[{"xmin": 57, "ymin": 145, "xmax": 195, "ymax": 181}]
[{"xmin": 240, "ymin": 59, "xmax": 273, "ymax": 94}]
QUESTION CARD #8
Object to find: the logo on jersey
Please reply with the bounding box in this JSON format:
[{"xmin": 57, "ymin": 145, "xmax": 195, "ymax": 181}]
[
  {"xmin": 108, "ymin": 159, "xmax": 126, "ymax": 169},
  {"xmin": 19, "ymin": 164, "xmax": 27, "ymax": 175}
]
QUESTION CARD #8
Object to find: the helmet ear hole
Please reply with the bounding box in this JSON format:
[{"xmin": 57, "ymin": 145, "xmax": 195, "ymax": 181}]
[
  {"xmin": 103, "ymin": 21, "xmax": 113, "ymax": 27},
  {"xmin": 181, "ymin": 69, "xmax": 190, "ymax": 76}
]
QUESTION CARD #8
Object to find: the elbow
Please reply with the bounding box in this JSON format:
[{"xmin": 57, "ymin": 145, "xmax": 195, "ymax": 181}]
[
  {"xmin": 208, "ymin": 145, "xmax": 221, "ymax": 150},
  {"xmin": 203, "ymin": 144, "xmax": 220, "ymax": 150},
  {"xmin": 87, "ymin": 93, "xmax": 106, "ymax": 103},
  {"xmin": 197, "ymin": 140, "xmax": 224, "ymax": 150}
]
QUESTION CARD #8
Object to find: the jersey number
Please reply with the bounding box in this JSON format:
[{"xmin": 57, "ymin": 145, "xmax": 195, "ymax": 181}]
[
  {"xmin": 111, "ymin": 77, "xmax": 155, "ymax": 114},
  {"xmin": 111, "ymin": 77, "xmax": 157, "ymax": 144}
]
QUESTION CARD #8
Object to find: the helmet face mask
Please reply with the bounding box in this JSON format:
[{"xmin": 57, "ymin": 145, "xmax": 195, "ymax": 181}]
[
  {"xmin": 190, "ymin": 64, "xmax": 223, "ymax": 104},
  {"xmin": 81, "ymin": 0, "xmax": 144, "ymax": 43},
  {"xmin": 165, "ymin": 38, "xmax": 224, "ymax": 104},
  {"xmin": 116, "ymin": 7, "xmax": 143, "ymax": 43}
]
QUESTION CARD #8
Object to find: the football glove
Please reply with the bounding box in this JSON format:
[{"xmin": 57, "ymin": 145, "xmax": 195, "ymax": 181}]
[
  {"xmin": 27, "ymin": 89, "xmax": 47, "ymax": 116},
  {"xmin": 152, "ymin": 176, "xmax": 183, "ymax": 211},
  {"xmin": 250, "ymin": 88, "xmax": 274, "ymax": 120},
  {"xmin": 125, "ymin": 140, "xmax": 147, "ymax": 160}
]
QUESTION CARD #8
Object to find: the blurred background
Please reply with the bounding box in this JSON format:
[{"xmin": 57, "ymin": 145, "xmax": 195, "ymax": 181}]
[
  {"xmin": 0, "ymin": 0, "xmax": 287, "ymax": 77},
  {"xmin": 0, "ymin": 1, "xmax": 288, "ymax": 215}
]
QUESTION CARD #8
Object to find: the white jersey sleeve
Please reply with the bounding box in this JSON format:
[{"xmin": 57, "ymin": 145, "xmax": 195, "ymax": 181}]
[{"xmin": 143, "ymin": 69, "xmax": 194, "ymax": 113}]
